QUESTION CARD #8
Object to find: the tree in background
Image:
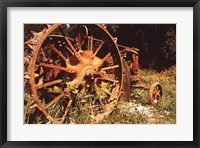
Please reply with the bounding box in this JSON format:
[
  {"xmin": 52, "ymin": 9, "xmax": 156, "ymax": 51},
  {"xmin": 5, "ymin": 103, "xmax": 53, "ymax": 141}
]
[
  {"xmin": 107, "ymin": 24, "xmax": 176, "ymax": 71},
  {"xmin": 25, "ymin": 24, "xmax": 176, "ymax": 71}
]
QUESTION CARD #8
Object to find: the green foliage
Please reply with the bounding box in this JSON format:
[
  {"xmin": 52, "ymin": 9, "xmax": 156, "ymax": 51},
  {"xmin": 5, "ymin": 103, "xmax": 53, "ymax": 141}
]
[
  {"xmin": 135, "ymin": 65, "xmax": 176, "ymax": 123},
  {"xmin": 66, "ymin": 95, "xmax": 98, "ymax": 124},
  {"xmin": 102, "ymin": 101, "xmax": 149, "ymax": 124},
  {"xmin": 24, "ymin": 66, "xmax": 176, "ymax": 124},
  {"xmin": 24, "ymin": 24, "xmax": 46, "ymax": 41},
  {"xmin": 161, "ymin": 25, "xmax": 176, "ymax": 65},
  {"xmin": 107, "ymin": 24, "xmax": 119, "ymax": 35}
]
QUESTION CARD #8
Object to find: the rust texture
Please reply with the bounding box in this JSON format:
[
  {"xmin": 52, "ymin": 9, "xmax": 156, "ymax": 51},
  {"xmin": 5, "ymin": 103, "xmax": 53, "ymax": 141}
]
[{"xmin": 24, "ymin": 24, "xmax": 162, "ymax": 124}]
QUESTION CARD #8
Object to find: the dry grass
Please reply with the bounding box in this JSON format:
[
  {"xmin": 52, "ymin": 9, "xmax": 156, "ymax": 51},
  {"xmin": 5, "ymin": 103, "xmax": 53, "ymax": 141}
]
[{"xmin": 24, "ymin": 66, "xmax": 176, "ymax": 124}]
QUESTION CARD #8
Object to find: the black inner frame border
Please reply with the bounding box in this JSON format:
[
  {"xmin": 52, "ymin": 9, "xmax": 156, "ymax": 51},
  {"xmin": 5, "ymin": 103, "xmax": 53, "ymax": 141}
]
[{"xmin": 0, "ymin": 0, "xmax": 199, "ymax": 147}]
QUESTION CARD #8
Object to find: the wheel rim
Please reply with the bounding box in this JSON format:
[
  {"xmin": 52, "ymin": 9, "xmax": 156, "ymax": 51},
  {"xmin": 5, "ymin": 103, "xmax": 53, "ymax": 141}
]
[{"xmin": 26, "ymin": 24, "xmax": 123, "ymax": 123}]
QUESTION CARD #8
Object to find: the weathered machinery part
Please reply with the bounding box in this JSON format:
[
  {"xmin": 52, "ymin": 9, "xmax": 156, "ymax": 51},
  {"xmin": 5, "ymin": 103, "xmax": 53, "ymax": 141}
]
[
  {"xmin": 119, "ymin": 48, "xmax": 140, "ymax": 83},
  {"xmin": 76, "ymin": 25, "xmax": 88, "ymax": 46},
  {"xmin": 131, "ymin": 51, "xmax": 139, "ymax": 75},
  {"xmin": 148, "ymin": 82, "xmax": 162, "ymax": 105},
  {"xmin": 121, "ymin": 59, "xmax": 131, "ymax": 102},
  {"xmin": 25, "ymin": 24, "xmax": 123, "ymax": 124},
  {"xmin": 132, "ymin": 85, "xmax": 149, "ymax": 90}
]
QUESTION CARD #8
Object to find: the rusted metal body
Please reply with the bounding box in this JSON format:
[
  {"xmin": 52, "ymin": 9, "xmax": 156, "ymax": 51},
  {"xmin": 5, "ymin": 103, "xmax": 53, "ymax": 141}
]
[{"xmin": 24, "ymin": 24, "xmax": 162, "ymax": 124}]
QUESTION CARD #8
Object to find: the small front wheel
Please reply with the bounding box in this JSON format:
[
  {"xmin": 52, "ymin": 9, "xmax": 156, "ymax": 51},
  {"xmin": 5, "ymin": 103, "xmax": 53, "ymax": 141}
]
[{"xmin": 148, "ymin": 82, "xmax": 162, "ymax": 105}]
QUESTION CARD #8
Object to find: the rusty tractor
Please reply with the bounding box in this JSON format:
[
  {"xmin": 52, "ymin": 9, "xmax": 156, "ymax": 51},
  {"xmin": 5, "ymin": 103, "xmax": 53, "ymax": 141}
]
[{"xmin": 24, "ymin": 24, "xmax": 162, "ymax": 124}]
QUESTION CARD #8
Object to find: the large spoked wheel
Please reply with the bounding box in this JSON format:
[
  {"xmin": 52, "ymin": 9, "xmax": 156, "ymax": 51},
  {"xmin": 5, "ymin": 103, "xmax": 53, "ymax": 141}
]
[{"xmin": 27, "ymin": 24, "xmax": 123, "ymax": 124}]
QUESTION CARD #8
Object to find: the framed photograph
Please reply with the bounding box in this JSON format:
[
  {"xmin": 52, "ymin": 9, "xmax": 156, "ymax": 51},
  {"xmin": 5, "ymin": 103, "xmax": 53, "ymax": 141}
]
[{"xmin": 0, "ymin": 0, "xmax": 199, "ymax": 147}]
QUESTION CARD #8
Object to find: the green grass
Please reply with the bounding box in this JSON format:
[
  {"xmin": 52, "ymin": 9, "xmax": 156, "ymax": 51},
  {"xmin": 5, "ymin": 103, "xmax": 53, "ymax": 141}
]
[
  {"xmin": 132, "ymin": 65, "xmax": 176, "ymax": 123},
  {"xmin": 24, "ymin": 66, "xmax": 176, "ymax": 124}
]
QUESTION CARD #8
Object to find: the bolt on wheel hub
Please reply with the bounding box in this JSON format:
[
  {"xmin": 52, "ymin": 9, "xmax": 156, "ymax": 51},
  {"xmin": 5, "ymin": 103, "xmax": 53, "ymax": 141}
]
[{"xmin": 25, "ymin": 24, "xmax": 123, "ymax": 124}]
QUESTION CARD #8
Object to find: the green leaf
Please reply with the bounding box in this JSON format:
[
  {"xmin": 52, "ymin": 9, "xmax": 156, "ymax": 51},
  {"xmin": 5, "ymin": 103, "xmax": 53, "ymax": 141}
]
[
  {"xmin": 81, "ymin": 99, "xmax": 86, "ymax": 103},
  {"xmin": 53, "ymin": 86, "xmax": 59, "ymax": 92},
  {"xmin": 72, "ymin": 89, "xmax": 79, "ymax": 94}
]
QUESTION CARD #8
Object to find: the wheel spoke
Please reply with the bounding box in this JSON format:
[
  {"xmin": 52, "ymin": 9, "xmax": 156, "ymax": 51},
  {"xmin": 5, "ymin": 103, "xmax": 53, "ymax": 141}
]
[
  {"xmin": 40, "ymin": 47, "xmax": 47, "ymax": 61},
  {"xmin": 155, "ymin": 90, "xmax": 161, "ymax": 98},
  {"xmin": 98, "ymin": 97, "xmax": 105, "ymax": 110},
  {"xmin": 60, "ymin": 99, "xmax": 73, "ymax": 123},
  {"xmin": 45, "ymin": 92, "xmax": 65, "ymax": 109},
  {"xmin": 101, "ymin": 88, "xmax": 118, "ymax": 99},
  {"xmin": 39, "ymin": 62, "xmax": 67, "ymax": 71},
  {"xmin": 65, "ymin": 36, "xmax": 83, "ymax": 61},
  {"xmin": 25, "ymin": 99, "xmax": 35, "ymax": 110},
  {"xmin": 76, "ymin": 33, "xmax": 82, "ymax": 50},
  {"xmin": 102, "ymin": 52, "xmax": 111, "ymax": 62},
  {"xmin": 34, "ymin": 95, "xmax": 54, "ymax": 122},
  {"xmin": 65, "ymin": 36, "xmax": 78, "ymax": 54},
  {"xmin": 50, "ymin": 44, "xmax": 69, "ymax": 62},
  {"xmin": 39, "ymin": 62, "xmax": 77, "ymax": 73},
  {"xmin": 97, "ymin": 52, "xmax": 111, "ymax": 67},
  {"xmin": 101, "ymin": 65, "xmax": 119, "ymax": 71},
  {"xmin": 66, "ymin": 46, "xmax": 74, "ymax": 55},
  {"xmin": 98, "ymin": 77, "xmax": 118, "ymax": 83},
  {"xmin": 89, "ymin": 35, "xmax": 93, "ymax": 51},
  {"xmin": 107, "ymin": 84, "xmax": 120, "ymax": 102},
  {"xmin": 94, "ymin": 41, "xmax": 105, "ymax": 56},
  {"xmin": 35, "ymin": 79, "xmax": 62, "ymax": 89}
]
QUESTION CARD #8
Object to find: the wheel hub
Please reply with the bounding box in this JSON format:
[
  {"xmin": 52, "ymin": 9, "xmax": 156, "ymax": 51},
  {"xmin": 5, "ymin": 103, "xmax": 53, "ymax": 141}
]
[
  {"xmin": 65, "ymin": 50, "xmax": 101, "ymax": 90},
  {"xmin": 25, "ymin": 24, "xmax": 123, "ymax": 124}
]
